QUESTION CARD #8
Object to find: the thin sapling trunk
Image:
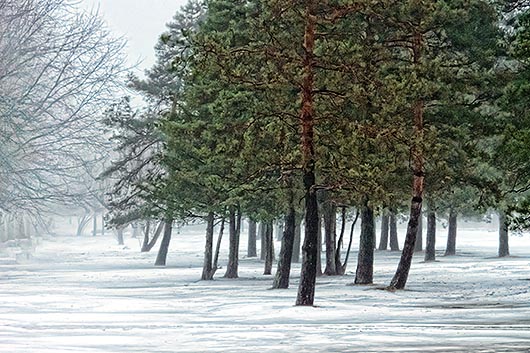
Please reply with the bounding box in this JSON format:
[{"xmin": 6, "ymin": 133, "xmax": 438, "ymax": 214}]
[{"xmin": 334, "ymin": 207, "xmax": 347, "ymax": 274}]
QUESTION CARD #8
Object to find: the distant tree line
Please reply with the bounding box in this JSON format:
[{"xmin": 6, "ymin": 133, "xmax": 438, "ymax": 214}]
[{"xmin": 0, "ymin": 0, "xmax": 126, "ymax": 241}]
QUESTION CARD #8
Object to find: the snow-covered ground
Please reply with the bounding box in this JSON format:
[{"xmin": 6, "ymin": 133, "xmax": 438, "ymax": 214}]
[{"xmin": 1, "ymin": 221, "xmax": 530, "ymax": 352}]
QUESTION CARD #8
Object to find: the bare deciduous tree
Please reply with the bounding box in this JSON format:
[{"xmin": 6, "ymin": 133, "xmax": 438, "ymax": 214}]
[{"xmin": 0, "ymin": 0, "xmax": 126, "ymax": 220}]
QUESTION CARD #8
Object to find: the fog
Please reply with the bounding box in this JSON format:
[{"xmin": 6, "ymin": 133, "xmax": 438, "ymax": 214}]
[{"xmin": 1, "ymin": 1, "xmax": 530, "ymax": 352}]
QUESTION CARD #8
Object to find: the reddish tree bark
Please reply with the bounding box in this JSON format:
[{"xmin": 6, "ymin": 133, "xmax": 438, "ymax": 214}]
[
  {"xmin": 388, "ymin": 32, "xmax": 425, "ymax": 290},
  {"xmin": 296, "ymin": 0, "xmax": 319, "ymax": 306}
]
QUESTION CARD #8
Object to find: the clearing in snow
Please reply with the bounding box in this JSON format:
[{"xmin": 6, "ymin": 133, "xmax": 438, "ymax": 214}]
[{"xmin": 1, "ymin": 224, "xmax": 529, "ymax": 352}]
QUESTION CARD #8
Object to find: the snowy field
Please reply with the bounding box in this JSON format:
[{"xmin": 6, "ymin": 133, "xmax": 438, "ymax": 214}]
[{"xmin": 1, "ymin": 221, "xmax": 530, "ymax": 352}]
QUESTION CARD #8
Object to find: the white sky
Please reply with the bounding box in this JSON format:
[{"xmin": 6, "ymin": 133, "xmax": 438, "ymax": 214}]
[{"xmin": 77, "ymin": 0, "xmax": 189, "ymax": 75}]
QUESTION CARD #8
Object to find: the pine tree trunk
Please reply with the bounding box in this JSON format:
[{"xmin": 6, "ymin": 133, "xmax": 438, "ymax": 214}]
[
  {"xmin": 292, "ymin": 216, "xmax": 302, "ymax": 263},
  {"xmin": 297, "ymin": 181, "xmax": 319, "ymax": 305},
  {"xmin": 212, "ymin": 217, "xmax": 225, "ymax": 275},
  {"xmin": 270, "ymin": 223, "xmax": 275, "ymax": 260},
  {"xmin": 355, "ymin": 200, "xmax": 375, "ymax": 285},
  {"xmin": 201, "ymin": 212, "xmax": 215, "ymax": 280},
  {"xmin": 323, "ymin": 200, "xmax": 337, "ymax": 275},
  {"xmin": 247, "ymin": 219, "xmax": 257, "ymax": 257},
  {"xmin": 224, "ymin": 207, "xmax": 240, "ymax": 278},
  {"xmin": 378, "ymin": 212, "xmax": 389, "ymax": 251},
  {"xmin": 316, "ymin": 217, "xmax": 323, "ymax": 277},
  {"xmin": 264, "ymin": 221, "xmax": 274, "ymax": 275},
  {"xmin": 389, "ymin": 200, "xmax": 422, "ymax": 289},
  {"xmin": 296, "ymin": 0, "xmax": 318, "ymax": 306},
  {"xmin": 155, "ymin": 219, "xmax": 173, "ymax": 266},
  {"xmin": 101, "ymin": 214, "xmax": 105, "ymax": 236},
  {"xmin": 424, "ymin": 208, "xmax": 436, "ymax": 262},
  {"xmin": 415, "ymin": 214, "xmax": 423, "ymax": 252},
  {"xmin": 445, "ymin": 210, "xmax": 457, "ymax": 256},
  {"xmin": 259, "ymin": 222, "xmax": 266, "ymax": 261},
  {"xmin": 272, "ymin": 204, "xmax": 296, "ymax": 288},
  {"xmin": 334, "ymin": 207, "xmax": 346, "ymax": 274},
  {"xmin": 389, "ymin": 210, "xmax": 400, "ymax": 251},
  {"xmin": 116, "ymin": 228, "xmax": 124, "ymax": 245},
  {"xmin": 388, "ymin": 32, "xmax": 425, "ymax": 291},
  {"xmin": 498, "ymin": 211, "xmax": 510, "ymax": 257}
]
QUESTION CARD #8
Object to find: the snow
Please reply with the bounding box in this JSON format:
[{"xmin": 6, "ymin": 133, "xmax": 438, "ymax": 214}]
[{"xmin": 1, "ymin": 221, "xmax": 530, "ymax": 352}]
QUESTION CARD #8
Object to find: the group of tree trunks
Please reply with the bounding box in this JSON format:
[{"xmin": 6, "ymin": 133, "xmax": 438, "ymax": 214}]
[{"xmin": 130, "ymin": 204, "xmax": 511, "ymax": 306}]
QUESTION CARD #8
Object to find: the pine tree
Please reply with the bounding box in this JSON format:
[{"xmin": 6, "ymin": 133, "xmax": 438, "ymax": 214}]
[{"xmin": 385, "ymin": 0, "xmax": 501, "ymax": 290}]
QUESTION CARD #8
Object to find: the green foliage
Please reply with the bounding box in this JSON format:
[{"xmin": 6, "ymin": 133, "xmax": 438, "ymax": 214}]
[
  {"xmin": 103, "ymin": 1, "xmax": 206, "ymax": 225},
  {"xmin": 497, "ymin": 6, "xmax": 530, "ymax": 229},
  {"xmin": 101, "ymin": 97, "xmax": 167, "ymax": 227},
  {"xmin": 105, "ymin": 0, "xmax": 530, "ymax": 232}
]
